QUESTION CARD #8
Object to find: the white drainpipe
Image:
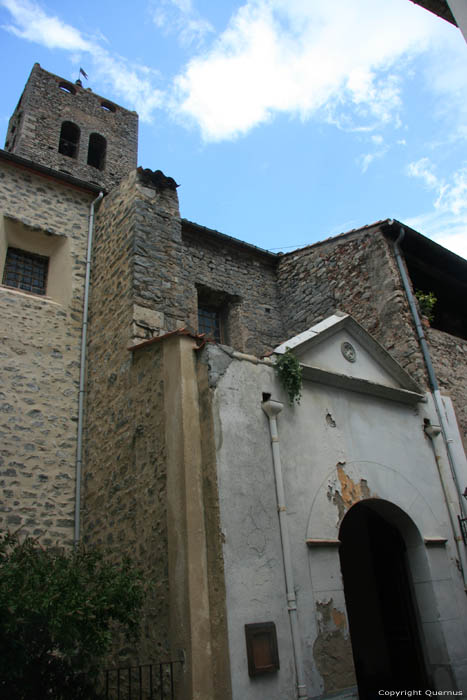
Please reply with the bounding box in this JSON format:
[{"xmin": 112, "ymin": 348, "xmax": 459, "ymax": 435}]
[
  {"xmin": 74, "ymin": 191, "xmax": 104, "ymax": 546},
  {"xmin": 262, "ymin": 398, "xmax": 308, "ymax": 700}
]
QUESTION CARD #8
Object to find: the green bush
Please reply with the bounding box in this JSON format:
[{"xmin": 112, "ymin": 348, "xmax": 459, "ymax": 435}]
[{"xmin": 0, "ymin": 531, "xmax": 145, "ymax": 699}]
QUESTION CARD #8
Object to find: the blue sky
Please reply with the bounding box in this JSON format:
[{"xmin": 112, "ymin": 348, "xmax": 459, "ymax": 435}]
[{"xmin": 0, "ymin": 0, "xmax": 466, "ymax": 257}]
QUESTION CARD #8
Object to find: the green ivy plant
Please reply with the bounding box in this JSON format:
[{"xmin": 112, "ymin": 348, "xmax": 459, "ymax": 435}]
[
  {"xmin": 275, "ymin": 348, "xmax": 303, "ymax": 406},
  {"xmin": 415, "ymin": 290, "xmax": 437, "ymax": 322}
]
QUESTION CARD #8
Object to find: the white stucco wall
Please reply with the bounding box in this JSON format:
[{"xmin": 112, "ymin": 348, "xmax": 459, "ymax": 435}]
[{"xmin": 210, "ymin": 343, "xmax": 467, "ymax": 698}]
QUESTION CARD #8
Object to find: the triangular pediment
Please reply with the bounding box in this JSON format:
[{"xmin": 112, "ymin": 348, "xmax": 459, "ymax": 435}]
[{"xmin": 274, "ymin": 312, "xmax": 424, "ymax": 404}]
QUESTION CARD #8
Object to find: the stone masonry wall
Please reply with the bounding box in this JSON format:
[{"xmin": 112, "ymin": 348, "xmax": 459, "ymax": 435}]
[
  {"xmin": 83, "ymin": 172, "xmax": 170, "ymax": 662},
  {"xmin": 182, "ymin": 225, "xmax": 284, "ymax": 357},
  {"xmin": 0, "ymin": 161, "xmax": 93, "ymax": 545},
  {"xmin": 5, "ymin": 63, "xmax": 138, "ymax": 191},
  {"xmin": 129, "ymin": 174, "xmax": 284, "ymax": 358},
  {"xmin": 277, "ymin": 226, "xmax": 429, "ymax": 389},
  {"xmin": 131, "ymin": 173, "xmax": 190, "ymax": 340},
  {"xmin": 428, "ymin": 327, "xmax": 467, "ymax": 449}
]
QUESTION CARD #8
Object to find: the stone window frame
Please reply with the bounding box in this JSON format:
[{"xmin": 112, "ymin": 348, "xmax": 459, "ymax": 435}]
[
  {"xmin": 0, "ymin": 216, "xmax": 72, "ymax": 306},
  {"xmin": 196, "ymin": 284, "xmax": 242, "ymax": 346},
  {"xmin": 100, "ymin": 101, "xmax": 116, "ymax": 113},
  {"xmin": 58, "ymin": 81, "xmax": 76, "ymax": 95}
]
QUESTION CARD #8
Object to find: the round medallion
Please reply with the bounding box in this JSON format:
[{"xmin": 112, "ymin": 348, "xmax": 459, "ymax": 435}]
[{"xmin": 341, "ymin": 341, "xmax": 356, "ymax": 363}]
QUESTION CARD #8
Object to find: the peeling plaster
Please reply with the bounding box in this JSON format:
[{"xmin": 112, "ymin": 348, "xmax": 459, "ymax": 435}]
[
  {"xmin": 313, "ymin": 599, "xmax": 356, "ymax": 693},
  {"xmin": 327, "ymin": 465, "xmax": 375, "ymax": 523},
  {"xmin": 332, "ymin": 607, "xmax": 347, "ymax": 630},
  {"xmin": 337, "ymin": 466, "xmax": 371, "ymax": 507},
  {"xmin": 202, "ymin": 344, "xmax": 234, "ymax": 388}
]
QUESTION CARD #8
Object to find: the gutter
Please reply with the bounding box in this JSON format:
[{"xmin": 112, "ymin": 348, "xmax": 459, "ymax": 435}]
[{"xmin": 74, "ymin": 191, "xmax": 104, "ymax": 545}]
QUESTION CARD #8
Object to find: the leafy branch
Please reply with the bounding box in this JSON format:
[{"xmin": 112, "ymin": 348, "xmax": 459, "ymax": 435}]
[
  {"xmin": 0, "ymin": 531, "xmax": 146, "ymax": 699},
  {"xmin": 415, "ymin": 290, "xmax": 437, "ymax": 322},
  {"xmin": 275, "ymin": 348, "xmax": 302, "ymax": 406}
]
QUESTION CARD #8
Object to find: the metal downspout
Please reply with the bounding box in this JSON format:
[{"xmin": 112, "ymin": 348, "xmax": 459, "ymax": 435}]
[
  {"xmin": 393, "ymin": 226, "xmax": 467, "ymax": 584},
  {"xmin": 262, "ymin": 398, "xmax": 308, "ymax": 700},
  {"xmin": 74, "ymin": 191, "xmax": 104, "ymax": 545}
]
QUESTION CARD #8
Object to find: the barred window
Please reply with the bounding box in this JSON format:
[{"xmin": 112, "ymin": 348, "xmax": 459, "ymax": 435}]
[
  {"xmin": 198, "ymin": 307, "xmax": 221, "ymax": 342},
  {"xmin": 2, "ymin": 247, "xmax": 49, "ymax": 295}
]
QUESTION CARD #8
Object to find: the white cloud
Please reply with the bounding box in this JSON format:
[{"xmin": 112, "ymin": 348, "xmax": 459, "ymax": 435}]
[
  {"xmin": 1, "ymin": 0, "xmax": 92, "ymax": 50},
  {"xmin": 357, "ymin": 133, "xmax": 389, "ymax": 172},
  {"xmin": 150, "ymin": 0, "xmax": 214, "ymax": 48},
  {"xmin": 406, "ymin": 158, "xmax": 467, "ymax": 259},
  {"xmin": 407, "ymin": 157, "xmax": 439, "ymax": 190},
  {"xmin": 407, "ymin": 158, "xmax": 467, "ymax": 215},
  {"xmin": 0, "ymin": 0, "xmax": 164, "ymax": 121},
  {"xmin": 358, "ymin": 145, "xmax": 389, "ymax": 173},
  {"xmin": 173, "ymin": 0, "xmax": 451, "ymax": 141}
]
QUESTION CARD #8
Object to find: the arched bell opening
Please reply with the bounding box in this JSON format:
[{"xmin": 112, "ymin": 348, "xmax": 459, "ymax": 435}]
[
  {"xmin": 58, "ymin": 121, "xmax": 80, "ymax": 159},
  {"xmin": 87, "ymin": 132, "xmax": 106, "ymax": 170}
]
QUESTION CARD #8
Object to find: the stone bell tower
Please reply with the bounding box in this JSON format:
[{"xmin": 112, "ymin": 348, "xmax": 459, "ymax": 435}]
[{"xmin": 4, "ymin": 63, "xmax": 138, "ymax": 190}]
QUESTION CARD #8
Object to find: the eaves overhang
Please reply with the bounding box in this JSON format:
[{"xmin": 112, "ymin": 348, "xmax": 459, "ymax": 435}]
[
  {"xmin": 382, "ymin": 219, "xmax": 467, "ymax": 288},
  {"xmin": 409, "ymin": 0, "xmax": 457, "ymax": 25},
  {"xmin": 181, "ymin": 218, "xmax": 279, "ymax": 261}
]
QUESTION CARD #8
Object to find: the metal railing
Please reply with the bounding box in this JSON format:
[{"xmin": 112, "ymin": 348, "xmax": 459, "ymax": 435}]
[{"xmin": 102, "ymin": 660, "xmax": 183, "ymax": 700}]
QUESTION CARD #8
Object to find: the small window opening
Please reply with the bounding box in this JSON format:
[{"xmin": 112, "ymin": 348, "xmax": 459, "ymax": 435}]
[
  {"xmin": 100, "ymin": 101, "xmax": 116, "ymax": 112},
  {"xmin": 2, "ymin": 247, "xmax": 48, "ymax": 296},
  {"xmin": 87, "ymin": 133, "xmax": 106, "ymax": 170},
  {"xmin": 58, "ymin": 121, "xmax": 80, "ymax": 158},
  {"xmin": 196, "ymin": 284, "xmax": 241, "ymax": 345},
  {"xmin": 198, "ymin": 307, "xmax": 221, "ymax": 342},
  {"xmin": 59, "ymin": 82, "xmax": 76, "ymax": 95}
]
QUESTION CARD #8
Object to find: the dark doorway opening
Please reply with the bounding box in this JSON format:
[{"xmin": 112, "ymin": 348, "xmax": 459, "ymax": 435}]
[{"xmin": 339, "ymin": 502, "xmax": 429, "ymax": 699}]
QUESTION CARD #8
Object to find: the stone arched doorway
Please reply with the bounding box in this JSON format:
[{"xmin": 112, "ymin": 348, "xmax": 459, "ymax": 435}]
[{"xmin": 339, "ymin": 499, "xmax": 430, "ymax": 697}]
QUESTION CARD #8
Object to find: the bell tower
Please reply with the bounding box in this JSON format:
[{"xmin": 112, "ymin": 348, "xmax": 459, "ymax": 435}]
[{"xmin": 4, "ymin": 63, "xmax": 138, "ymax": 190}]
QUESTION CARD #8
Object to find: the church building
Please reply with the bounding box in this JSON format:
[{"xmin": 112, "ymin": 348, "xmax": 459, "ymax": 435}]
[{"xmin": 1, "ymin": 64, "xmax": 467, "ymax": 699}]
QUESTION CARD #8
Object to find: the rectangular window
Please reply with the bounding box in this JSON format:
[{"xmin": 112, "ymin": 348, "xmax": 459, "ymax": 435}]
[
  {"xmin": 2, "ymin": 246, "xmax": 49, "ymax": 295},
  {"xmin": 198, "ymin": 306, "xmax": 221, "ymax": 342}
]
